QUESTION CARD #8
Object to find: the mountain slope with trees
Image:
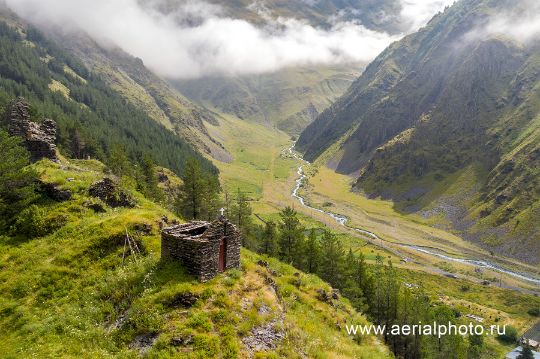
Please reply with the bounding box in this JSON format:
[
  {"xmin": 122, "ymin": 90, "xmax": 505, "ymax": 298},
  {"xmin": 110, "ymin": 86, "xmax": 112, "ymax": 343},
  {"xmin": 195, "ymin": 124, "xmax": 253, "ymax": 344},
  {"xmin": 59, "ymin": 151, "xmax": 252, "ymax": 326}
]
[
  {"xmin": 44, "ymin": 29, "xmax": 230, "ymax": 161},
  {"xmin": 296, "ymin": 0, "xmax": 540, "ymax": 263},
  {"xmin": 0, "ymin": 12, "xmax": 216, "ymax": 177}
]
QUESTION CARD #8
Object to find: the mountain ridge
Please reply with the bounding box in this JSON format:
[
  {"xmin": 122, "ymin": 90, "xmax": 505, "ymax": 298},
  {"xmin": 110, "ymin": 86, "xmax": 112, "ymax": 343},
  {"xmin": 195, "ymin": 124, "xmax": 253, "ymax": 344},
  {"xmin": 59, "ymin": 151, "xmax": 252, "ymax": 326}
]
[{"xmin": 296, "ymin": 0, "xmax": 540, "ymax": 263}]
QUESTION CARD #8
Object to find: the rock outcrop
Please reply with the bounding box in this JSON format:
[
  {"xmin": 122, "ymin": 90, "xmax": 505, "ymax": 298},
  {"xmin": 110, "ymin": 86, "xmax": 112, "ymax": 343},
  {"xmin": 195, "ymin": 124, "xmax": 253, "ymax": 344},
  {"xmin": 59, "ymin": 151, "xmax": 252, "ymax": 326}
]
[
  {"xmin": 5, "ymin": 98, "xmax": 58, "ymax": 162},
  {"xmin": 40, "ymin": 181, "xmax": 72, "ymax": 202},
  {"xmin": 88, "ymin": 178, "xmax": 135, "ymax": 208}
]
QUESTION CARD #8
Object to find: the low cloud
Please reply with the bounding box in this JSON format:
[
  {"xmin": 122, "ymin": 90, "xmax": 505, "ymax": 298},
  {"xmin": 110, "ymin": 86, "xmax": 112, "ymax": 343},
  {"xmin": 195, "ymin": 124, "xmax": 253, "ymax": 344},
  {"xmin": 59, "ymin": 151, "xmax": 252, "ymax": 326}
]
[
  {"xmin": 465, "ymin": 0, "xmax": 540, "ymax": 44},
  {"xmin": 400, "ymin": 0, "xmax": 455, "ymax": 30},
  {"xmin": 6, "ymin": 0, "xmax": 453, "ymax": 79}
]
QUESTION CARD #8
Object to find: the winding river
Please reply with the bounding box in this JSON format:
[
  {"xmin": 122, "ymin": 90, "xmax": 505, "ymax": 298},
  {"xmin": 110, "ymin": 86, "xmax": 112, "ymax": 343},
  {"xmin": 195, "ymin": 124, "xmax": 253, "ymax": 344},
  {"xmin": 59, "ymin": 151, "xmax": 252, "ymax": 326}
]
[{"xmin": 288, "ymin": 145, "xmax": 540, "ymax": 287}]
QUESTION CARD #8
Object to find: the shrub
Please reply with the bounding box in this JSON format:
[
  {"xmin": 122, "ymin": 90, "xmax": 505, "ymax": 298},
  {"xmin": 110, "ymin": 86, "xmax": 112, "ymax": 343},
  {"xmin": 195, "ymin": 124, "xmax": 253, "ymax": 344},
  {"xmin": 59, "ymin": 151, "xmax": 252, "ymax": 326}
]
[
  {"xmin": 192, "ymin": 334, "xmax": 220, "ymax": 358},
  {"xmin": 497, "ymin": 325, "xmax": 518, "ymax": 344},
  {"xmin": 186, "ymin": 312, "xmax": 213, "ymax": 332},
  {"xmin": 528, "ymin": 308, "xmax": 540, "ymax": 317},
  {"xmin": 12, "ymin": 204, "xmax": 48, "ymax": 237}
]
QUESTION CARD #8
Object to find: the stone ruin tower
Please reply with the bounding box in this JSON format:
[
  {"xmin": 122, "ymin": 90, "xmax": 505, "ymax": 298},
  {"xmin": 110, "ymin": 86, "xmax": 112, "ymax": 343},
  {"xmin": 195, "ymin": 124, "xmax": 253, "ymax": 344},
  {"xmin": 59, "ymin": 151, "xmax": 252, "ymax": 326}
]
[
  {"xmin": 5, "ymin": 97, "xmax": 58, "ymax": 162},
  {"xmin": 161, "ymin": 216, "xmax": 242, "ymax": 281}
]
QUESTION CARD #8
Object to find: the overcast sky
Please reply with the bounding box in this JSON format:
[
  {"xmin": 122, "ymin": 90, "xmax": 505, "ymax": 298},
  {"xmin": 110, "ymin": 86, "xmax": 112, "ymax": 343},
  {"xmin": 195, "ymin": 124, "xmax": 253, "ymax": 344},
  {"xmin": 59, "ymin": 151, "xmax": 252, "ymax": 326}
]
[{"xmin": 6, "ymin": 0, "xmax": 459, "ymax": 79}]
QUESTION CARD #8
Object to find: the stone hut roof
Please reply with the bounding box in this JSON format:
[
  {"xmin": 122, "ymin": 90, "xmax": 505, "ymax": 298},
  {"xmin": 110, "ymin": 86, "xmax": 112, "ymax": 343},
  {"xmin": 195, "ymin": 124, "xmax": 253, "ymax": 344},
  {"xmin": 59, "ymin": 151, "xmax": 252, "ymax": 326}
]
[{"xmin": 162, "ymin": 221, "xmax": 212, "ymax": 242}]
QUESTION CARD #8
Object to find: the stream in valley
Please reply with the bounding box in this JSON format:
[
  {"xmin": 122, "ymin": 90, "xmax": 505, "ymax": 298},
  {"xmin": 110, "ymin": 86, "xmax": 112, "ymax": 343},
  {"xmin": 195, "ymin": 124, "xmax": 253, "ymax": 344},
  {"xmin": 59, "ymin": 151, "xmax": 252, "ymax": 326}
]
[{"xmin": 288, "ymin": 145, "xmax": 540, "ymax": 287}]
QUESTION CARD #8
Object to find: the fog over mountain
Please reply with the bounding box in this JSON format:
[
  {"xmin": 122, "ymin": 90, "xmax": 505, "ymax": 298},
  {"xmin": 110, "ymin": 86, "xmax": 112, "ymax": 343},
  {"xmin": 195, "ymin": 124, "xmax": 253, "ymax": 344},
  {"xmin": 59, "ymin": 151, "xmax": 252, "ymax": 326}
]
[{"xmin": 5, "ymin": 0, "xmax": 455, "ymax": 79}]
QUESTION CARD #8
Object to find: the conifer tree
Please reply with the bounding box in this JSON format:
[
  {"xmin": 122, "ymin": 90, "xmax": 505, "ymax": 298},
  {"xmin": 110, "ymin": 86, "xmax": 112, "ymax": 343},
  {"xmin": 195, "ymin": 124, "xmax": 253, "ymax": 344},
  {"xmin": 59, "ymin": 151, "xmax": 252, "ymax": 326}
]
[
  {"xmin": 342, "ymin": 249, "xmax": 366, "ymax": 311},
  {"xmin": 108, "ymin": 143, "xmax": 131, "ymax": 178},
  {"xmin": 261, "ymin": 220, "xmax": 278, "ymax": 256},
  {"xmin": 231, "ymin": 188, "xmax": 252, "ymax": 230},
  {"xmin": 175, "ymin": 157, "xmax": 205, "ymax": 220},
  {"xmin": 354, "ymin": 252, "xmax": 373, "ymax": 303},
  {"xmin": 318, "ymin": 230, "xmax": 344, "ymax": 287},
  {"xmin": 0, "ymin": 130, "xmax": 37, "ymax": 230},
  {"xmin": 304, "ymin": 228, "xmax": 321, "ymax": 273},
  {"xmin": 175, "ymin": 157, "xmax": 221, "ymax": 220},
  {"xmin": 138, "ymin": 153, "xmax": 164, "ymax": 202},
  {"xmin": 201, "ymin": 174, "xmax": 222, "ymax": 221},
  {"xmin": 277, "ymin": 206, "xmax": 305, "ymax": 264}
]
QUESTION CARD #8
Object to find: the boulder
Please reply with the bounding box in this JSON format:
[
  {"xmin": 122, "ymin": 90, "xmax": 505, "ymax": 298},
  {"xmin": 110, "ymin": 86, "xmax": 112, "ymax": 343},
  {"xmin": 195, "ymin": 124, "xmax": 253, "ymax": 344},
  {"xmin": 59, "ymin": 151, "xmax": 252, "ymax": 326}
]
[
  {"xmin": 85, "ymin": 201, "xmax": 107, "ymax": 213},
  {"xmin": 40, "ymin": 182, "xmax": 72, "ymax": 202},
  {"xmin": 168, "ymin": 292, "xmax": 200, "ymax": 308},
  {"xmin": 170, "ymin": 335, "xmax": 193, "ymax": 347},
  {"xmin": 88, "ymin": 178, "xmax": 135, "ymax": 208}
]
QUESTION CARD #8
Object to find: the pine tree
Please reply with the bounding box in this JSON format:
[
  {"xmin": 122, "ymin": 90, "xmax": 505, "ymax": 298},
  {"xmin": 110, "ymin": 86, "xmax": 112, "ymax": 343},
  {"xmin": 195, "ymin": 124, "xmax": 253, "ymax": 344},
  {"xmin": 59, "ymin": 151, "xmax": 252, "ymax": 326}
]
[
  {"xmin": 518, "ymin": 346, "xmax": 534, "ymax": 359},
  {"xmin": 108, "ymin": 143, "xmax": 131, "ymax": 178},
  {"xmin": 223, "ymin": 189, "xmax": 232, "ymax": 218},
  {"xmin": 0, "ymin": 130, "xmax": 37, "ymax": 230},
  {"xmin": 342, "ymin": 249, "xmax": 366, "ymax": 311},
  {"xmin": 174, "ymin": 157, "xmax": 221, "ymax": 220},
  {"xmin": 371, "ymin": 254, "xmax": 386, "ymax": 324},
  {"xmin": 261, "ymin": 220, "xmax": 278, "ymax": 256},
  {"xmin": 318, "ymin": 230, "xmax": 344, "ymax": 287},
  {"xmin": 68, "ymin": 126, "xmax": 87, "ymax": 159},
  {"xmin": 138, "ymin": 153, "xmax": 164, "ymax": 202},
  {"xmin": 354, "ymin": 252, "xmax": 373, "ymax": 303},
  {"xmin": 175, "ymin": 157, "xmax": 205, "ymax": 220},
  {"xmin": 200, "ymin": 174, "xmax": 222, "ymax": 221},
  {"xmin": 231, "ymin": 188, "xmax": 252, "ymax": 230},
  {"xmin": 304, "ymin": 228, "xmax": 321, "ymax": 273},
  {"xmin": 277, "ymin": 206, "xmax": 304, "ymax": 265}
]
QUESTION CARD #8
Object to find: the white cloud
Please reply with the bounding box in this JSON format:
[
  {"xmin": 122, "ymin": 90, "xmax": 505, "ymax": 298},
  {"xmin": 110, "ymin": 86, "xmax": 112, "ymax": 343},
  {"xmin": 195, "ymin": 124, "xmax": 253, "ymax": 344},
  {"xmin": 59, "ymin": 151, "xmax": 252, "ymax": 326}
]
[
  {"xmin": 400, "ymin": 0, "xmax": 455, "ymax": 30},
  {"xmin": 5, "ymin": 0, "xmax": 451, "ymax": 79},
  {"xmin": 465, "ymin": 0, "xmax": 540, "ymax": 44}
]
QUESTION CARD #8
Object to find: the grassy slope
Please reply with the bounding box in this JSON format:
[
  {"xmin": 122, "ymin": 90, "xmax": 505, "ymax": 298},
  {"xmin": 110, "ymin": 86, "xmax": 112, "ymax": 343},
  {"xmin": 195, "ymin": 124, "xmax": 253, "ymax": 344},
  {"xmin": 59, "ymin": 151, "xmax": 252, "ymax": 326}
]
[
  {"xmin": 205, "ymin": 111, "xmax": 298, "ymax": 209},
  {"xmin": 0, "ymin": 158, "xmax": 388, "ymax": 358}
]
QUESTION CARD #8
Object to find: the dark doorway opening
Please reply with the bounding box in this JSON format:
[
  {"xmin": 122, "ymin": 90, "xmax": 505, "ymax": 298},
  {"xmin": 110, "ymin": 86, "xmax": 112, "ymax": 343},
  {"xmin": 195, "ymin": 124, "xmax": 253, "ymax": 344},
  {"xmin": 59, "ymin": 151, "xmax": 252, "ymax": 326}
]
[{"xmin": 218, "ymin": 239, "xmax": 226, "ymax": 272}]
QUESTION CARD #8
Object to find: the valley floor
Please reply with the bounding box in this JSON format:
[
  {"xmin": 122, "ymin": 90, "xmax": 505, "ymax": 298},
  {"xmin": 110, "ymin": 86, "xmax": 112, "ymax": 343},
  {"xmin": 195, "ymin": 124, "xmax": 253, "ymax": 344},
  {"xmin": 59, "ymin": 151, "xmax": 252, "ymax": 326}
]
[{"xmin": 207, "ymin": 112, "xmax": 540, "ymax": 357}]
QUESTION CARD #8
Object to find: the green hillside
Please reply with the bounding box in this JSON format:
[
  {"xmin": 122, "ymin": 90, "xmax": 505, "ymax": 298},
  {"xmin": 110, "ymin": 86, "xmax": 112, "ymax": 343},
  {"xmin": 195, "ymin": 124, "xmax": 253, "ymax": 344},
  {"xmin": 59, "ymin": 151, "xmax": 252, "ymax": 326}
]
[
  {"xmin": 0, "ymin": 153, "xmax": 389, "ymax": 358},
  {"xmin": 296, "ymin": 0, "xmax": 540, "ymax": 263},
  {"xmin": 0, "ymin": 13, "xmax": 216, "ymax": 177}
]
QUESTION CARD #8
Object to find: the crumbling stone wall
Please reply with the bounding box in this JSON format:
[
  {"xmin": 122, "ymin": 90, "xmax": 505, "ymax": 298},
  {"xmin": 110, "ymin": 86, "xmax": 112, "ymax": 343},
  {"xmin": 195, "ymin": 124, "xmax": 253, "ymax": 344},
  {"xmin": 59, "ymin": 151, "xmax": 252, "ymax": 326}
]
[
  {"xmin": 5, "ymin": 97, "xmax": 58, "ymax": 162},
  {"xmin": 161, "ymin": 217, "xmax": 241, "ymax": 281}
]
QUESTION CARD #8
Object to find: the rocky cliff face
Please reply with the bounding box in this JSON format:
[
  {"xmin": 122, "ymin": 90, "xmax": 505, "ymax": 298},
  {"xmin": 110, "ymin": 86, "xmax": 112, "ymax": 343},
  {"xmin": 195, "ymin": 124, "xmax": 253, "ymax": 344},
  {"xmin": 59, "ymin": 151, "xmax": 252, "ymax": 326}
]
[{"xmin": 6, "ymin": 97, "xmax": 58, "ymax": 162}]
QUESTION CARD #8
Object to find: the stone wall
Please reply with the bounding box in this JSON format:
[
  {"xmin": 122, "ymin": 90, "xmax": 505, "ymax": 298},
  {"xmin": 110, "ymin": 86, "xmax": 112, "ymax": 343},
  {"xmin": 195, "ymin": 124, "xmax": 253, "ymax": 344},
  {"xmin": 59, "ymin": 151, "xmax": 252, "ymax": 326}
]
[
  {"xmin": 161, "ymin": 217, "xmax": 242, "ymax": 281},
  {"xmin": 5, "ymin": 97, "xmax": 58, "ymax": 162}
]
